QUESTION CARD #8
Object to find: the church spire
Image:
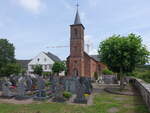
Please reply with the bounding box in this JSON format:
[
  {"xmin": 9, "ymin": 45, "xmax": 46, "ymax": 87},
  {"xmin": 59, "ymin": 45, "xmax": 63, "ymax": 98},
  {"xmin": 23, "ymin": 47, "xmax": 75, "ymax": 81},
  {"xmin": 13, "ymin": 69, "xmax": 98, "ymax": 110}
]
[{"xmin": 74, "ymin": 1, "xmax": 82, "ymax": 25}]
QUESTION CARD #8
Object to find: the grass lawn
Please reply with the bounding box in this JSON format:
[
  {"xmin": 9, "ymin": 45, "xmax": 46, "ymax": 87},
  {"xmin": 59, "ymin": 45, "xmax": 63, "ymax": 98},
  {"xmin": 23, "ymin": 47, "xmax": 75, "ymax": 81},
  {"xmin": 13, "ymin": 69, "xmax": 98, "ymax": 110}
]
[{"xmin": 0, "ymin": 92, "xmax": 149, "ymax": 113}]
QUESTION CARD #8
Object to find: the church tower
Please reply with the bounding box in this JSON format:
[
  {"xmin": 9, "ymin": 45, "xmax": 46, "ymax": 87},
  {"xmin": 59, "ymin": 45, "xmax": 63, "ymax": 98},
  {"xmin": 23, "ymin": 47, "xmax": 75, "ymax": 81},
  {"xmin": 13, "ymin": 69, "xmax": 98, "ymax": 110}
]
[{"xmin": 68, "ymin": 9, "xmax": 85, "ymax": 76}]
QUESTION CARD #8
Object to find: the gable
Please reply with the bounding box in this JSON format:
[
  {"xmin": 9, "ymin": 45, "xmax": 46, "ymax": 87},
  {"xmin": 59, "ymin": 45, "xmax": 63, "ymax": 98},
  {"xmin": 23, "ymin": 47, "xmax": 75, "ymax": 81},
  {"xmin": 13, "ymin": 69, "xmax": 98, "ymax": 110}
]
[{"xmin": 28, "ymin": 52, "xmax": 54, "ymax": 65}]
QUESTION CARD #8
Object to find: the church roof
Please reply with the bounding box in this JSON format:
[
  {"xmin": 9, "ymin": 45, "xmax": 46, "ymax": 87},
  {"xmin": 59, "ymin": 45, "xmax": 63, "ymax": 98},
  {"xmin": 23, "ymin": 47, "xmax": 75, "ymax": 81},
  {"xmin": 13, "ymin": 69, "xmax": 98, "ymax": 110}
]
[
  {"xmin": 74, "ymin": 9, "xmax": 82, "ymax": 25},
  {"xmin": 90, "ymin": 55, "xmax": 100, "ymax": 62}
]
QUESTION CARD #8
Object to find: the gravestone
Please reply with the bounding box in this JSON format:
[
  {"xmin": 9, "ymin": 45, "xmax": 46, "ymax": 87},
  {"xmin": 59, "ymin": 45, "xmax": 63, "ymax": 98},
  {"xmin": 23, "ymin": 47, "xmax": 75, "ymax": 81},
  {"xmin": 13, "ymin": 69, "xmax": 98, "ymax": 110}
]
[
  {"xmin": 103, "ymin": 75, "xmax": 117, "ymax": 84},
  {"xmin": 81, "ymin": 77, "xmax": 93, "ymax": 94},
  {"xmin": 64, "ymin": 76, "xmax": 78, "ymax": 94},
  {"xmin": 74, "ymin": 77, "xmax": 87, "ymax": 104},
  {"xmin": 51, "ymin": 76, "xmax": 65, "ymax": 102},
  {"xmin": 25, "ymin": 76, "xmax": 33, "ymax": 90},
  {"xmin": 1, "ymin": 80, "xmax": 13, "ymax": 98},
  {"xmin": 15, "ymin": 77, "xmax": 29, "ymax": 100},
  {"xmin": 34, "ymin": 76, "xmax": 49, "ymax": 100}
]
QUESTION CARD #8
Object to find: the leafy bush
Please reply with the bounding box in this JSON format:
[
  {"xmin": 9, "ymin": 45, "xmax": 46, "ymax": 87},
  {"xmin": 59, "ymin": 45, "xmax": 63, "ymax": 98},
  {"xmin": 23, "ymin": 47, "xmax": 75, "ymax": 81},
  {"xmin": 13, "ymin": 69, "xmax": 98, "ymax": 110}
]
[
  {"xmin": 52, "ymin": 62, "xmax": 66, "ymax": 76},
  {"xmin": 33, "ymin": 65, "xmax": 43, "ymax": 75},
  {"xmin": 141, "ymin": 71, "xmax": 150, "ymax": 83},
  {"xmin": 63, "ymin": 91, "xmax": 72, "ymax": 99},
  {"xmin": 131, "ymin": 66, "xmax": 150, "ymax": 83},
  {"xmin": 45, "ymin": 81, "xmax": 51, "ymax": 87},
  {"xmin": 102, "ymin": 69, "xmax": 113, "ymax": 75},
  {"xmin": 42, "ymin": 72, "xmax": 52, "ymax": 76}
]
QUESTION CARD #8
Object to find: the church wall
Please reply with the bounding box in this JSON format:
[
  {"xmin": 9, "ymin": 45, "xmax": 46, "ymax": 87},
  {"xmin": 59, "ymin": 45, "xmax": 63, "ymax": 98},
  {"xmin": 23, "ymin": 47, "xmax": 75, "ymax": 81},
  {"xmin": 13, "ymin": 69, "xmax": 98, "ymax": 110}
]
[
  {"xmin": 84, "ymin": 54, "xmax": 91, "ymax": 77},
  {"xmin": 67, "ymin": 57, "xmax": 84, "ymax": 76},
  {"xmin": 90, "ymin": 59, "xmax": 98, "ymax": 78}
]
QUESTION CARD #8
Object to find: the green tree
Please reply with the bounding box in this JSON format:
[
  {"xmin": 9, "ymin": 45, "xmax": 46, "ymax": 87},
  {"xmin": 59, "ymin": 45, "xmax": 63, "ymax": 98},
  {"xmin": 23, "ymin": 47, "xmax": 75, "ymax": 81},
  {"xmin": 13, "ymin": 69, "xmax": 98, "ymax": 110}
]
[
  {"xmin": 33, "ymin": 65, "xmax": 43, "ymax": 76},
  {"xmin": 0, "ymin": 39, "xmax": 15, "ymax": 66},
  {"xmin": 0, "ymin": 63, "xmax": 22, "ymax": 76},
  {"xmin": 98, "ymin": 33, "xmax": 149, "ymax": 89},
  {"xmin": 52, "ymin": 62, "xmax": 66, "ymax": 76},
  {"xmin": 0, "ymin": 39, "xmax": 16, "ymax": 76}
]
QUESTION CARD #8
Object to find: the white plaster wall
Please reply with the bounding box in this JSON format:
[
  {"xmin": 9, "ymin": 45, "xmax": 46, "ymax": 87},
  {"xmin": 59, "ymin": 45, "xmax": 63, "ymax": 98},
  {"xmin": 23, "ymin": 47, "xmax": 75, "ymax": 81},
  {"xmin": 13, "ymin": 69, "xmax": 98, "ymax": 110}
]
[{"xmin": 28, "ymin": 52, "xmax": 54, "ymax": 72}]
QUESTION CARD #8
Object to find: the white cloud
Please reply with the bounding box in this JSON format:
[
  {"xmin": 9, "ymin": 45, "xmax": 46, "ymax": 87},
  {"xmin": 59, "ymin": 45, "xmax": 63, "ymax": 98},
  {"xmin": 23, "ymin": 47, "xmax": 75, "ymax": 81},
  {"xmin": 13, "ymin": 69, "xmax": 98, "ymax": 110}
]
[
  {"xmin": 15, "ymin": 0, "xmax": 44, "ymax": 14},
  {"xmin": 84, "ymin": 35, "xmax": 98, "ymax": 55},
  {"xmin": 89, "ymin": 48, "xmax": 98, "ymax": 55}
]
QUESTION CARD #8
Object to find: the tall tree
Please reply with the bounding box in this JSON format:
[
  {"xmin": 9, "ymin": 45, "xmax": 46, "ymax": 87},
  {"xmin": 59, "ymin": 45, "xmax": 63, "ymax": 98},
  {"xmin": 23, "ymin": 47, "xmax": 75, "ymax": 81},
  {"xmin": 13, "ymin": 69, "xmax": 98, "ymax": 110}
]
[
  {"xmin": 52, "ymin": 62, "xmax": 66, "ymax": 76},
  {"xmin": 98, "ymin": 34, "xmax": 149, "ymax": 89},
  {"xmin": 0, "ymin": 39, "xmax": 16, "ymax": 76},
  {"xmin": 0, "ymin": 39, "xmax": 15, "ymax": 66}
]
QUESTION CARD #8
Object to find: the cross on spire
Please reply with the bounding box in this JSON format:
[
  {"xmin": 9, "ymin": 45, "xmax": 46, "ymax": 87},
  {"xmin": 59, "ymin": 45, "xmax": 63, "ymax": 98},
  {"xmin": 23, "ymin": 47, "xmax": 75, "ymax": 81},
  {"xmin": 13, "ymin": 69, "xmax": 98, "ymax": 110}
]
[
  {"xmin": 76, "ymin": 0, "xmax": 79, "ymax": 9},
  {"xmin": 74, "ymin": 0, "xmax": 82, "ymax": 25}
]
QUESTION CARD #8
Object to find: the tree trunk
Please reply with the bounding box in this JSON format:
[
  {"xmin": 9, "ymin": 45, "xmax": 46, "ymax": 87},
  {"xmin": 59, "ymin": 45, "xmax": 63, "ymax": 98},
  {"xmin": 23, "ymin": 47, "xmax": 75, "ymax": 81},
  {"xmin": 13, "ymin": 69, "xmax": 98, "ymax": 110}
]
[
  {"xmin": 120, "ymin": 68, "xmax": 125, "ymax": 90},
  {"xmin": 120, "ymin": 75, "xmax": 124, "ymax": 90},
  {"xmin": 57, "ymin": 72, "xmax": 59, "ymax": 76}
]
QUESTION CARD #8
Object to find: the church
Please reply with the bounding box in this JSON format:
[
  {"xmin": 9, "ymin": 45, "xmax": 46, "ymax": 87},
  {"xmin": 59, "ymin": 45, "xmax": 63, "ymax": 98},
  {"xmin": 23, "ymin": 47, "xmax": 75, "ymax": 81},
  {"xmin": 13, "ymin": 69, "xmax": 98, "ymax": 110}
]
[{"xmin": 67, "ymin": 9, "xmax": 106, "ymax": 78}]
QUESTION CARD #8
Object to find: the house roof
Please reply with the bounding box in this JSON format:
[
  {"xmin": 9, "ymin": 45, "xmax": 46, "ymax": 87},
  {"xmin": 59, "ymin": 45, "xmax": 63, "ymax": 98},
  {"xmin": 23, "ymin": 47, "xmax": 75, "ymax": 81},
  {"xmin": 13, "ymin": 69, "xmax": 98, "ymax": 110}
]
[
  {"xmin": 17, "ymin": 60, "xmax": 31, "ymax": 69},
  {"xmin": 45, "ymin": 52, "xmax": 61, "ymax": 62}
]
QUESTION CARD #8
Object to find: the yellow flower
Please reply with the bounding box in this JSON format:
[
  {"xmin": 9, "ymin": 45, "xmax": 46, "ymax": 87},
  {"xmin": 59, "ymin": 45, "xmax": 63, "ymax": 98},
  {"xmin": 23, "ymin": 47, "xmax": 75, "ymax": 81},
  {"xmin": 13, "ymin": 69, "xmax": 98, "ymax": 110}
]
[{"xmin": 84, "ymin": 94, "xmax": 89, "ymax": 97}]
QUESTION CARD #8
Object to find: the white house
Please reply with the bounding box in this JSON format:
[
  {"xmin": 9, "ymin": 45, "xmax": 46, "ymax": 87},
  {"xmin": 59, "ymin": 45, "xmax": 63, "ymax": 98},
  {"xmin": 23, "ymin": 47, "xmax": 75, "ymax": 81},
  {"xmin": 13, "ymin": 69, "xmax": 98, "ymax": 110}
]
[{"xmin": 28, "ymin": 52, "xmax": 61, "ymax": 74}]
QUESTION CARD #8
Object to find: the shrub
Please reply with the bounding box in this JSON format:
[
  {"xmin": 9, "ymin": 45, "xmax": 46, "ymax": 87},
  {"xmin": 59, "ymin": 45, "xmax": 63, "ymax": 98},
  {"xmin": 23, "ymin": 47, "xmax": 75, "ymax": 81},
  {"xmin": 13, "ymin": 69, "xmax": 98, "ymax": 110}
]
[
  {"xmin": 42, "ymin": 72, "xmax": 52, "ymax": 76},
  {"xmin": 141, "ymin": 71, "xmax": 150, "ymax": 83},
  {"xmin": 131, "ymin": 66, "xmax": 150, "ymax": 83},
  {"xmin": 63, "ymin": 91, "xmax": 72, "ymax": 99},
  {"xmin": 45, "ymin": 81, "xmax": 51, "ymax": 87},
  {"xmin": 102, "ymin": 69, "xmax": 113, "ymax": 75}
]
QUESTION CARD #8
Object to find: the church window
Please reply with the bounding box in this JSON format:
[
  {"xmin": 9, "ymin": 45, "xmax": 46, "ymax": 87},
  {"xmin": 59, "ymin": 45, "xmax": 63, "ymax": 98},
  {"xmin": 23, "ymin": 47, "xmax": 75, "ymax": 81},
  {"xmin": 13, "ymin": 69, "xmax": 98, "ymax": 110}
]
[{"xmin": 74, "ymin": 28, "xmax": 78, "ymax": 35}]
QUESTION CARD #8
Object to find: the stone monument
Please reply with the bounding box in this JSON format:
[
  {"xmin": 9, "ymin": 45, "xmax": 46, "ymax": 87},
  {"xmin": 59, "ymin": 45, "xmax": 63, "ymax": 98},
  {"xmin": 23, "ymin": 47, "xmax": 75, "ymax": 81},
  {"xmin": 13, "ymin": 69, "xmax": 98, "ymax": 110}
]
[{"xmin": 1, "ymin": 80, "xmax": 13, "ymax": 98}]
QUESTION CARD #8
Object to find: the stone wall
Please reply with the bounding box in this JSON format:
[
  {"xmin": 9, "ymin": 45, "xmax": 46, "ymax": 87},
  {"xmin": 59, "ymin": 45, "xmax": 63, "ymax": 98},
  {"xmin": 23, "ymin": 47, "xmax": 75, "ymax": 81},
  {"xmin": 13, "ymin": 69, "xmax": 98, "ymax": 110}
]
[{"xmin": 129, "ymin": 77, "xmax": 150, "ymax": 111}]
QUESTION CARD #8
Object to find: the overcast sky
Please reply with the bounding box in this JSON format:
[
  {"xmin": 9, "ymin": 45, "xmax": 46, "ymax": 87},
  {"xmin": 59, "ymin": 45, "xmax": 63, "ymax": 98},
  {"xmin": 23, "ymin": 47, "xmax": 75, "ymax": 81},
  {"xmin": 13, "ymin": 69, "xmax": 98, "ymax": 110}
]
[{"xmin": 0, "ymin": 0, "xmax": 150, "ymax": 60}]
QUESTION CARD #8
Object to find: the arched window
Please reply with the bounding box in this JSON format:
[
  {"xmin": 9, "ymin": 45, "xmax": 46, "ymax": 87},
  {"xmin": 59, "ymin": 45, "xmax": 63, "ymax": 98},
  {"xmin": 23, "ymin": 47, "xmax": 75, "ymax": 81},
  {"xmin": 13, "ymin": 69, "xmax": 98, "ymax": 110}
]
[{"xmin": 74, "ymin": 28, "xmax": 78, "ymax": 35}]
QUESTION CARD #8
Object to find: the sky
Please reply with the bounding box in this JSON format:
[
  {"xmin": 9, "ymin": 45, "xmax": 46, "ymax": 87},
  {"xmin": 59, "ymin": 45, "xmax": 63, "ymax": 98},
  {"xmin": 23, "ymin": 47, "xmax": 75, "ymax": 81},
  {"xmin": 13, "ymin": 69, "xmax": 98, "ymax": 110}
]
[{"xmin": 0, "ymin": 0, "xmax": 150, "ymax": 60}]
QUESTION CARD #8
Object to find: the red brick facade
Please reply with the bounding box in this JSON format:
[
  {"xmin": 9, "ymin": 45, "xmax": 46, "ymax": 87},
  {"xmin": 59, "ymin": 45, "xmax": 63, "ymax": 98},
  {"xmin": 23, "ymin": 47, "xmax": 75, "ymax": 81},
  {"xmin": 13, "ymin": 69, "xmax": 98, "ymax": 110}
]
[
  {"xmin": 67, "ymin": 10, "xmax": 105, "ymax": 78},
  {"xmin": 67, "ymin": 23, "xmax": 105, "ymax": 78}
]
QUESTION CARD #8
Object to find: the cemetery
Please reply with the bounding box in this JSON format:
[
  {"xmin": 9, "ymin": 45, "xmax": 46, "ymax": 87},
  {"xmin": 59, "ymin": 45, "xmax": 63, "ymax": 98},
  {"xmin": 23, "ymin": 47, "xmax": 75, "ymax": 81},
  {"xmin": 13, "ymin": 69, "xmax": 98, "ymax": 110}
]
[
  {"xmin": 0, "ymin": 1, "xmax": 150, "ymax": 113},
  {"xmin": 0, "ymin": 73, "xmax": 149, "ymax": 113},
  {"xmin": 0, "ymin": 75, "xmax": 93, "ymax": 104}
]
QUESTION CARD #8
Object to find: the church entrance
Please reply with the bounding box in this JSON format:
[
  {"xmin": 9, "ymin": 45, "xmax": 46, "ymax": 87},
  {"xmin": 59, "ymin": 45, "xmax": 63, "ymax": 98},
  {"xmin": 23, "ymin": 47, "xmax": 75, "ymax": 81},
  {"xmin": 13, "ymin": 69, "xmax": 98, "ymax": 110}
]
[{"xmin": 73, "ymin": 69, "xmax": 79, "ymax": 76}]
